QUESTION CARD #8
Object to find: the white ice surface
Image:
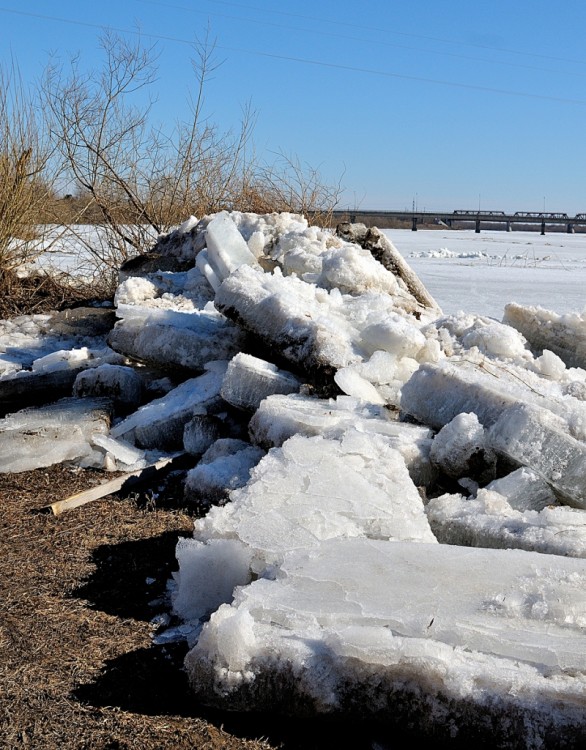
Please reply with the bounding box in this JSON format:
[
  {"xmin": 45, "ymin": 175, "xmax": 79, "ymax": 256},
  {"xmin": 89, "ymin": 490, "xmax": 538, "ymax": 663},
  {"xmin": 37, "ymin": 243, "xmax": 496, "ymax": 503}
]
[
  {"xmin": 174, "ymin": 431, "xmax": 435, "ymax": 624},
  {"xmin": 185, "ymin": 538, "xmax": 586, "ymax": 746},
  {"xmin": 384, "ymin": 229, "xmax": 586, "ymax": 319}
]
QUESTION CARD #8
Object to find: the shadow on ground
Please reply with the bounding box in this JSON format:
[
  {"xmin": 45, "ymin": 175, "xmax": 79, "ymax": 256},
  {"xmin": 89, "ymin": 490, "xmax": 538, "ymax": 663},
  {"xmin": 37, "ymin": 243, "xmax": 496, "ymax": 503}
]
[
  {"xmin": 71, "ymin": 530, "xmax": 185, "ymax": 621},
  {"xmin": 72, "ymin": 644, "xmax": 429, "ymax": 750}
]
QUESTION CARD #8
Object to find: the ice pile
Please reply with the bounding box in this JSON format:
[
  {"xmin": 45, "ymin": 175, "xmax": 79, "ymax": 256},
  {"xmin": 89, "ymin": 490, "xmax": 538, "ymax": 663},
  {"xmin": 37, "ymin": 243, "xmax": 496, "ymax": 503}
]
[{"xmin": 1, "ymin": 211, "xmax": 586, "ymax": 747}]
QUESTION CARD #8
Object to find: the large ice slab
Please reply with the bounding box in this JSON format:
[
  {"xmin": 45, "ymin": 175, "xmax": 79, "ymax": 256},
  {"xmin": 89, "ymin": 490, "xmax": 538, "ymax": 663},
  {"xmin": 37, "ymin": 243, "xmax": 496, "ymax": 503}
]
[
  {"xmin": 184, "ymin": 538, "xmax": 586, "ymax": 748},
  {"xmin": 204, "ymin": 211, "xmax": 258, "ymax": 283},
  {"xmin": 173, "ymin": 431, "xmax": 435, "ymax": 623},
  {"xmin": 504, "ymin": 302, "xmax": 586, "ymax": 369},
  {"xmin": 427, "ymin": 489, "xmax": 586, "ymax": 557},
  {"xmin": 0, "ymin": 397, "xmax": 112, "ymax": 472},
  {"xmin": 400, "ymin": 359, "xmax": 586, "ymax": 441},
  {"xmin": 248, "ymin": 393, "xmax": 435, "ymax": 487},
  {"xmin": 108, "ymin": 306, "xmax": 246, "ymax": 373},
  {"xmin": 73, "ymin": 363, "xmax": 143, "ymax": 410},
  {"xmin": 488, "ymin": 404, "xmax": 586, "ymax": 509},
  {"xmin": 220, "ymin": 353, "xmax": 300, "ymax": 411},
  {"xmin": 486, "ymin": 466, "xmax": 557, "ymax": 512}
]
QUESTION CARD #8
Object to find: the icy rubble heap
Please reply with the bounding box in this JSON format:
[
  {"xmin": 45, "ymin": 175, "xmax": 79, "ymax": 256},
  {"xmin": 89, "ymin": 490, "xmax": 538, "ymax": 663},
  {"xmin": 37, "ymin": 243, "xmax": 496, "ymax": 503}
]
[{"xmin": 1, "ymin": 211, "xmax": 586, "ymax": 747}]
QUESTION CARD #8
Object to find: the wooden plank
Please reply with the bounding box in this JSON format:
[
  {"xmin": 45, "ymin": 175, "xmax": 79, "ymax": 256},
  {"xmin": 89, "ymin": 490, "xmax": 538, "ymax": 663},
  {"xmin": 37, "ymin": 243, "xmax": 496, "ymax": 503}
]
[{"xmin": 47, "ymin": 453, "xmax": 184, "ymax": 515}]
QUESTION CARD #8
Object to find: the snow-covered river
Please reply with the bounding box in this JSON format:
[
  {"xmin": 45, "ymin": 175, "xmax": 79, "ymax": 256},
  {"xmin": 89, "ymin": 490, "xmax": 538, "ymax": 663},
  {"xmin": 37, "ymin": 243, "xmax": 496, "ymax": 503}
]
[{"xmin": 384, "ymin": 228, "xmax": 586, "ymax": 319}]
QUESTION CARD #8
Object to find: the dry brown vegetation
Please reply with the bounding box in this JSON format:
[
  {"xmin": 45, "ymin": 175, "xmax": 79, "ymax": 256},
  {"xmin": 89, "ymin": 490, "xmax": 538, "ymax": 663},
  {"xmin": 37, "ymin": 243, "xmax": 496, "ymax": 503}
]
[
  {"xmin": 0, "ymin": 30, "xmax": 342, "ymax": 303},
  {"xmin": 0, "ymin": 464, "xmax": 271, "ymax": 749}
]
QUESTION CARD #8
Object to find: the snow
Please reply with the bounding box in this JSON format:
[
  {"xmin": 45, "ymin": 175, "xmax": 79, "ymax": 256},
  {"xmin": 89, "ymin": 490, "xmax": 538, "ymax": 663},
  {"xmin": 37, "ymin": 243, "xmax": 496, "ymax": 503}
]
[
  {"xmin": 3, "ymin": 218, "xmax": 586, "ymax": 747},
  {"xmin": 383, "ymin": 229, "xmax": 586, "ymax": 319}
]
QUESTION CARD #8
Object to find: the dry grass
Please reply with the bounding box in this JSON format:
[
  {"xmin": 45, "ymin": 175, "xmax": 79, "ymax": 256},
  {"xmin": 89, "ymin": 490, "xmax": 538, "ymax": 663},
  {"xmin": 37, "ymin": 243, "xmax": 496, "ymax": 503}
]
[
  {"xmin": 0, "ymin": 464, "xmax": 276, "ymax": 750},
  {"xmin": 0, "ymin": 273, "xmax": 107, "ymax": 319}
]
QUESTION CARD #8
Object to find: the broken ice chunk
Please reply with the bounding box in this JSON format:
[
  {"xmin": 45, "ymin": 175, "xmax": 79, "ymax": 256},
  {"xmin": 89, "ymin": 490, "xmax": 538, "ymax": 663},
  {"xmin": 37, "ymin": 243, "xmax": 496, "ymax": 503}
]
[
  {"xmin": 91, "ymin": 433, "xmax": 146, "ymax": 470},
  {"xmin": 400, "ymin": 359, "xmax": 586, "ymax": 441},
  {"xmin": 195, "ymin": 249, "xmax": 222, "ymax": 292},
  {"xmin": 173, "ymin": 538, "xmax": 254, "ymax": 622},
  {"xmin": 73, "ymin": 364, "xmax": 143, "ymax": 410},
  {"xmin": 316, "ymin": 242, "xmax": 406, "ymax": 297},
  {"xmin": 220, "ymin": 353, "xmax": 301, "ymax": 411},
  {"xmin": 504, "ymin": 302, "xmax": 586, "ymax": 369},
  {"xmin": 184, "ymin": 439, "xmax": 265, "ymax": 506},
  {"xmin": 360, "ymin": 315, "xmax": 426, "ymax": 358},
  {"xmin": 430, "ymin": 412, "xmax": 496, "ymax": 482},
  {"xmin": 111, "ymin": 362, "xmax": 227, "ymax": 450},
  {"xmin": 108, "ymin": 319, "xmax": 245, "ymax": 374},
  {"xmin": 204, "ymin": 212, "xmax": 258, "ymax": 282},
  {"xmin": 488, "ymin": 403, "xmax": 586, "ymax": 509},
  {"xmin": 0, "ymin": 397, "xmax": 112, "ymax": 473},
  {"xmin": 461, "ymin": 319, "xmax": 529, "ymax": 359},
  {"xmin": 114, "ymin": 276, "xmax": 159, "ymax": 306},
  {"xmin": 183, "ymin": 414, "xmax": 223, "ymax": 456},
  {"xmin": 486, "ymin": 467, "xmax": 557, "ymax": 512},
  {"xmin": 333, "ymin": 367, "xmax": 386, "ymax": 404},
  {"xmin": 426, "ymin": 489, "xmax": 586, "ymax": 557}
]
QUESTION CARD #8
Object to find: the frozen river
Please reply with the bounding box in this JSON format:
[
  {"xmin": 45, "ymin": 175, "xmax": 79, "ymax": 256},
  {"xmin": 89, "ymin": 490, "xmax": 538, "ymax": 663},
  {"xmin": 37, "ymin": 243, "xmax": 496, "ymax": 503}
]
[{"xmin": 384, "ymin": 229, "xmax": 586, "ymax": 320}]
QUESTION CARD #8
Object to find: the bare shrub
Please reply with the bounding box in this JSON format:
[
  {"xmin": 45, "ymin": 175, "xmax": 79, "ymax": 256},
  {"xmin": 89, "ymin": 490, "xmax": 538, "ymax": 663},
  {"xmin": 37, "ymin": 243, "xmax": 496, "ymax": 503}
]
[
  {"xmin": 42, "ymin": 32, "xmax": 257, "ymax": 277},
  {"xmin": 0, "ymin": 64, "xmax": 58, "ymax": 290},
  {"xmin": 244, "ymin": 152, "xmax": 344, "ymax": 227},
  {"xmin": 42, "ymin": 31, "xmax": 342, "ymax": 294}
]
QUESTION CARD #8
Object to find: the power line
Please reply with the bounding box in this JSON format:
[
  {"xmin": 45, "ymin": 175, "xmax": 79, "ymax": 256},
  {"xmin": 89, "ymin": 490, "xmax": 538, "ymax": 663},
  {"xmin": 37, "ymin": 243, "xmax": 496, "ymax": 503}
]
[
  {"xmin": 132, "ymin": 0, "xmax": 586, "ymax": 80},
  {"xmin": 1, "ymin": 5, "xmax": 586, "ymax": 106},
  {"xmin": 202, "ymin": 0, "xmax": 586, "ymax": 67},
  {"xmin": 238, "ymin": 47, "xmax": 586, "ymax": 106}
]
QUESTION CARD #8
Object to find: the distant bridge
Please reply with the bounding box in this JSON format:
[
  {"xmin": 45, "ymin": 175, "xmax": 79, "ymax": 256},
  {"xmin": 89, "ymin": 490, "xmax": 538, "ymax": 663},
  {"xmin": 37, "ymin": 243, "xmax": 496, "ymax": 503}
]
[{"xmin": 331, "ymin": 209, "xmax": 586, "ymax": 234}]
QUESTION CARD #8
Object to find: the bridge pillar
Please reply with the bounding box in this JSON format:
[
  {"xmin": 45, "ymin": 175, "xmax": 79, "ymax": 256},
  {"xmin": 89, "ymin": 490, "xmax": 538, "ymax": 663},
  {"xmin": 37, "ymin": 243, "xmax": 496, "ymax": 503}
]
[
  {"xmin": 475, "ymin": 219, "xmax": 481, "ymax": 233},
  {"xmin": 506, "ymin": 221, "xmax": 511, "ymax": 231},
  {"xmin": 541, "ymin": 220, "xmax": 546, "ymax": 235},
  {"xmin": 412, "ymin": 216, "xmax": 418, "ymax": 231},
  {"xmin": 567, "ymin": 223, "xmax": 575, "ymax": 234}
]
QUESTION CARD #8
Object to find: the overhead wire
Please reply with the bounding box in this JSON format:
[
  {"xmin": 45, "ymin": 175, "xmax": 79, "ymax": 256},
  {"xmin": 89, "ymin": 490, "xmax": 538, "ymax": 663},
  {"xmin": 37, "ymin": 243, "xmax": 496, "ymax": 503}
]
[
  {"xmin": 132, "ymin": 0, "xmax": 586, "ymax": 79},
  {"xmin": 149, "ymin": 0, "xmax": 586, "ymax": 67},
  {"xmin": 1, "ymin": 5, "xmax": 585, "ymax": 105}
]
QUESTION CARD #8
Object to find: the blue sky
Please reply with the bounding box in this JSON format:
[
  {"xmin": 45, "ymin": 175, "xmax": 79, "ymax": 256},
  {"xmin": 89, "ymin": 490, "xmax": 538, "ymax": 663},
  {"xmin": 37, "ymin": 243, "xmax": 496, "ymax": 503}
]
[{"xmin": 2, "ymin": 0, "xmax": 586, "ymax": 214}]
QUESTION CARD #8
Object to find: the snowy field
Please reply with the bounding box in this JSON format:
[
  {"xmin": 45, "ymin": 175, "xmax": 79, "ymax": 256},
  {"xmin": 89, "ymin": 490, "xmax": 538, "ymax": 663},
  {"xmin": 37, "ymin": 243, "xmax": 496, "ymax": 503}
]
[{"xmin": 384, "ymin": 228, "xmax": 586, "ymax": 319}]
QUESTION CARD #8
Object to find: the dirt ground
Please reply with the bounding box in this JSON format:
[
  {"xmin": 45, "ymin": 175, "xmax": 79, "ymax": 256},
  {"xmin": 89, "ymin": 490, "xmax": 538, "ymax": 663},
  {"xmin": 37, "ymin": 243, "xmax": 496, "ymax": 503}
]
[{"xmin": 0, "ymin": 462, "xmax": 419, "ymax": 750}]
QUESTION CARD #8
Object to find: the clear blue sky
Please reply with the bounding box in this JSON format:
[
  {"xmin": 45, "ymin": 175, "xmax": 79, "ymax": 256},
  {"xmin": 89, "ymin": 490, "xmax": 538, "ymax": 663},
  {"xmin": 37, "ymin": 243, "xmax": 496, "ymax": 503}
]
[{"xmin": 2, "ymin": 0, "xmax": 586, "ymax": 214}]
